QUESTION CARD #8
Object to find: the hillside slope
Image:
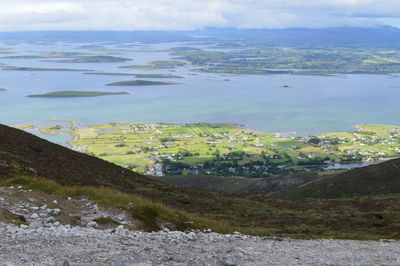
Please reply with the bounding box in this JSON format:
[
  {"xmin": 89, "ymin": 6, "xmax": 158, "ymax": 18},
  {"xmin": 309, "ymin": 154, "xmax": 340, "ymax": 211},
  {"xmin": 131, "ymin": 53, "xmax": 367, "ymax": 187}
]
[
  {"xmin": 284, "ymin": 159, "xmax": 400, "ymax": 198},
  {"xmin": 1, "ymin": 124, "xmax": 400, "ymax": 239},
  {"xmin": 0, "ymin": 124, "xmax": 214, "ymax": 210}
]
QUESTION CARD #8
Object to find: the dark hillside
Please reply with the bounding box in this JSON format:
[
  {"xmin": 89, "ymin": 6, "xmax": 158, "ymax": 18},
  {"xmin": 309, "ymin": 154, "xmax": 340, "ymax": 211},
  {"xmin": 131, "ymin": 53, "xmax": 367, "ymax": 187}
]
[
  {"xmin": 283, "ymin": 158, "xmax": 400, "ymax": 198},
  {"xmin": 0, "ymin": 124, "xmax": 223, "ymax": 212}
]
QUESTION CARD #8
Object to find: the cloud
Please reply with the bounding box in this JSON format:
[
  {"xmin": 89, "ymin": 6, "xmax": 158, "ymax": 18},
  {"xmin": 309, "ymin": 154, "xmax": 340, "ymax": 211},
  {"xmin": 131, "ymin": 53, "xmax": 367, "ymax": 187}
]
[{"xmin": 0, "ymin": 0, "xmax": 399, "ymax": 31}]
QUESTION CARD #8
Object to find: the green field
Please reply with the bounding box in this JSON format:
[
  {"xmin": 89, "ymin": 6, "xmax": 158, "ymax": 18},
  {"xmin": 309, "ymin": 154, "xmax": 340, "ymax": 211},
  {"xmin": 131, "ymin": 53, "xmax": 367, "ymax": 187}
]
[{"xmin": 17, "ymin": 120, "xmax": 400, "ymax": 177}]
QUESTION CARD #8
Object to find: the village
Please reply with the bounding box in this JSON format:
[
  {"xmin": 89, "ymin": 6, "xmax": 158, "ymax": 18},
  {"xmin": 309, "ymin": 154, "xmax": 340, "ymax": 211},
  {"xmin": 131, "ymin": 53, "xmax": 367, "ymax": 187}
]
[{"xmin": 17, "ymin": 120, "xmax": 400, "ymax": 177}]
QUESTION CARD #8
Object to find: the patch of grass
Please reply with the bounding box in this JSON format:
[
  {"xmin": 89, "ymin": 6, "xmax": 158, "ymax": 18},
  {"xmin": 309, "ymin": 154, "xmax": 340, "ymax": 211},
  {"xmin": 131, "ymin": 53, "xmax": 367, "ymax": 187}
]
[
  {"xmin": 0, "ymin": 208, "xmax": 27, "ymax": 226},
  {"xmin": 130, "ymin": 205, "xmax": 160, "ymax": 231},
  {"xmin": 71, "ymin": 215, "xmax": 82, "ymax": 226},
  {"xmin": 1, "ymin": 175, "xmax": 400, "ymax": 239},
  {"xmin": 93, "ymin": 216, "xmax": 120, "ymax": 226},
  {"xmin": 0, "ymin": 175, "xmax": 231, "ymax": 233}
]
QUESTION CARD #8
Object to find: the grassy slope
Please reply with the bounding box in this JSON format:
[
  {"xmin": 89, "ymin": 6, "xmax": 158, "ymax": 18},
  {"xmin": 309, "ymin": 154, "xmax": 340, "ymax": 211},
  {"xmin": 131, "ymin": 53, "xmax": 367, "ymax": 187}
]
[
  {"xmin": 151, "ymin": 175, "xmax": 260, "ymax": 193},
  {"xmin": 1, "ymin": 124, "xmax": 400, "ymax": 239}
]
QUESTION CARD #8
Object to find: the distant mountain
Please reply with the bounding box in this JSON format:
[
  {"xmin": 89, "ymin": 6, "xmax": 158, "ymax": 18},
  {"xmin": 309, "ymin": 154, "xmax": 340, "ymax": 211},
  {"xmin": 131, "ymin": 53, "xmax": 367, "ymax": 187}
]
[
  {"xmin": 189, "ymin": 26, "xmax": 400, "ymax": 48},
  {"xmin": 2, "ymin": 26, "xmax": 400, "ymax": 48},
  {"xmin": 0, "ymin": 26, "xmax": 400, "ymax": 48},
  {"xmin": 0, "ymin": 31, "xmax": 194, "ymax": 43}
]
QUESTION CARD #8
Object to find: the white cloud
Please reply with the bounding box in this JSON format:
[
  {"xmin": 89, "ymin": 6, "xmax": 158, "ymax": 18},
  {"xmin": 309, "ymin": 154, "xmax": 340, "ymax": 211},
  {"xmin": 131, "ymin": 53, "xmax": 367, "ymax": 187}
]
[{"xmin": 0, "ymin": 0, "xmax": 399, "ymax": 31}]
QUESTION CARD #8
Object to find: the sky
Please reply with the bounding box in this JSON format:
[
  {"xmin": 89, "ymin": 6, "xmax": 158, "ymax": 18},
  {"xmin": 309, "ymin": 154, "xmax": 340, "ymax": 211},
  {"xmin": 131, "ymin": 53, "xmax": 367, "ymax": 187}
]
[{"xmin": 0, "ymin": 0, "xmax": 400, "ymax": 31}]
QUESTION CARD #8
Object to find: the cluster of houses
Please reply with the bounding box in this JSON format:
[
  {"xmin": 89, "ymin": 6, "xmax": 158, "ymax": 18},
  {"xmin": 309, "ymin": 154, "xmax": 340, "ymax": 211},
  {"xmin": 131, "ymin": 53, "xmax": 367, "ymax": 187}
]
[
  {"xmin": 305, "ymin": 130, "xmax": 400, "ymax": 162},
  {"xmin": 82, "ymin": 123, "xmax": 400, "ymax": 177}
]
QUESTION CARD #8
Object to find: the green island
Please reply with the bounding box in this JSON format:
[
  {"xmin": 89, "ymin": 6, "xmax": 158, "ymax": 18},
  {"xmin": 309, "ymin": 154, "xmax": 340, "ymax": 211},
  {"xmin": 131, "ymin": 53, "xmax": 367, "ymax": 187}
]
[
  {"xmin": 0, "ymin": 88, "xmax": 7, "ymax": 91},
  {"xmin": 1, "ymin": 55, "xmax": 43, "ymax": 59},
  {"xmin": 48, "ymin": 55, "xmax": 132, "ymax": 63},
  {"xmin": 2, "ymin": 66, "xmax": 93, "ymax": 72},
  {"xmin": 1, "ymin": 52, "xmax": 86, "ymax": 59},
  {"xmin": 84, "ymin": 72, "xmax": 184, "ymax": 78},
  {"xmin": 120, "ymin": 60, "xmax": 189, "ymax": 69},
  {"xmin": 18, "ymin": 120, "xmax": 400, "ymax": 177},
  {"xmin": 169, "ymin": 47, "xmax": 400, "ymax": 75},
  {"xmin": 133, "ymin": 73, "xmax": 184, "ymax": 79},
  {"xmin": 0, "ymin": 50, "xmax": 14, "ymax": 54},
  {"xmin": 0, "ymin": 51, "xmax": 122, "ymax": 60},
  {"xmin": 27, "ymin": 91, "xmax": 129, "ymax": 98},
  {"xmin": 106, "ymin": 80, "xmax": 182, "ymax": 86}
]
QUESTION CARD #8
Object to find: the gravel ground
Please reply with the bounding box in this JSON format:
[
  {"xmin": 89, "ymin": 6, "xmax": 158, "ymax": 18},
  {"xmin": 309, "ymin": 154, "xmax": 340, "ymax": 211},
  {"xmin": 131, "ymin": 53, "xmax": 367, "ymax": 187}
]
[{"xmin": 1, "ymin": 223, "xmax": 399, "ymax": 266}]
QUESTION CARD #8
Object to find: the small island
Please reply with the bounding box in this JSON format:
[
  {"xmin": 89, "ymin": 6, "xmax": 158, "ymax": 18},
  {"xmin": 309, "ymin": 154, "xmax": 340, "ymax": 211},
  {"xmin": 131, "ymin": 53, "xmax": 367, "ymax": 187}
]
[
  {"xmin": 106, "ymin": 80, "xmax": 182, "ymax": 86},
  {"xmin": 2, "ymin": 52, "xmax": 86, "ymax": 59},
  {"xmin": 120, "ymin": 60, "xmax": 188, "ymax": 70},
  {"xmin": 27, "ymin": 90, "xmax": 129, "ymax": 98},
  {"xmin": 84, "ymin": 72, "xmax": 184, "ymax": 78},
  {"xmin": 49, "ymin": 55, "xmax": 132, "ymax": 63},
  {"xmin": 0, "ymin": 88, "xmax": 7, "ymax": 91},
  {"xmin": 2, "ymin": 66, "xmax": 93, "ymax": 72},
  {"xmin": 134, "ymin": 74, "xmax": 183, "ymax": 79},
  {"xmin": 1, "ymin": 55, "xmax": 43, "ymax": 59}
]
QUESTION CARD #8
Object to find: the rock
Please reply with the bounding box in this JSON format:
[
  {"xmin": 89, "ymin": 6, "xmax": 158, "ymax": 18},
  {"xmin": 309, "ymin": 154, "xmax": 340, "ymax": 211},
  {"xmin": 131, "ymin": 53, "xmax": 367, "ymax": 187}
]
[
  {"xmin": 53, "ymin": 200, "xmax": 58, "ymax": 204},
  {"xmin": 117, "ymin": 214, "xmax": 126, "ymax": 221},
  {"xmin": 0, "ymin": 197, "xmax": 4, "ymax": 201},
  {"xmin": 46, "ymin": 217, "xmax": 56, "ymax": 223},
  {"xmin": 52, "ymin": 260, "xmax": 70, "ymax": 266},
  {"xmin": 52, "ymin": 208, "xmax": 61, "ymax": 215},
  {"xmin": 92, "ymin": 204, "xmax": 99, "ymax": 214},
  {"xmin": 3, "ymin": 261, "xmax": 18, "ymax": 266},
  {"xmin": 28, "ymin": 220, "xmax": 42, "ymax": 229},
  {"xmin": 53, "ymin": 221, "xmax": 61, "ymax": 227},
  {"xmin": 223, "ymin": 254, "xmax": 244, "ymax": 266},
  {"xmin": 20, "ymin": 224, "xmax": 28, "ymax": 229},
  {"xmin": 40, "ymin": 204, "xmax": 48, "ymax": 210},
  {"xmin": 116, "ymin": 225, "xmax": 124, "ymax": 231},
  {"xmin": 112, "ymin": 260, "xmax": 152, "ymax": 266},
  {"xmin": 30, "ymin": 213, "xmax": 39, "ymax": 219},
  {"xmin": 186, "ymin": 232, "xmax": 196, "ymax": 241},
  {"xmin": 86, "ymin": 221, "xmax": 98, "ymax": 228},
  {"xmin": 67, "ymin": 197, "xmax": 72, "ymax": 201}
]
